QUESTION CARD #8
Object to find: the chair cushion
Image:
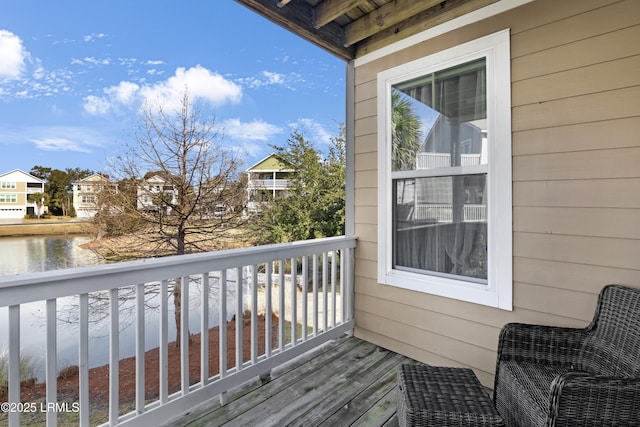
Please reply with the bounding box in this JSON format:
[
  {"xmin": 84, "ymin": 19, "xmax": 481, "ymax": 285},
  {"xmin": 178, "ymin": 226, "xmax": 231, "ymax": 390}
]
[{"xmin": 496, "ymin": 361, "xmax": 573, "ymax": 427}]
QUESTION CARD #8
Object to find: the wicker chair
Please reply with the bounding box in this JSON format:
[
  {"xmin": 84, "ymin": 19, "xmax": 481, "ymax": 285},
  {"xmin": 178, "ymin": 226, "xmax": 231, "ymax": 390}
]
[{"xmin": 494, "ymin": 284, "xmax": 640, "ymax": 427}]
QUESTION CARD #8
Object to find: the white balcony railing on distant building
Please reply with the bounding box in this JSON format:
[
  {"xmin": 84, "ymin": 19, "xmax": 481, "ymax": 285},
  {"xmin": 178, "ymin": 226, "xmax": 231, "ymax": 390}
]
[
  {"xmin": 0, "ymin": 236, "xmax": 356, "ymax": 427},
  {"xmin": 414, "ymin": 204, "xmax": 486, "ymax": 223},
  {"xmin": 247, "ymin": 179, "xmax": 290, "ymax": 191},
  {"xmin": 416, "ymin": 153, "xmax": 482, "ymax": 169}
]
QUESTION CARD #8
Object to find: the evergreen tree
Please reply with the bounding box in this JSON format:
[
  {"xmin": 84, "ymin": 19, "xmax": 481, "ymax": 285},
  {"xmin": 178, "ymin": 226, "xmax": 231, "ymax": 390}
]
[{"xmin": 256, "ymin": 126, "xmax": 345, "ymax": 243}]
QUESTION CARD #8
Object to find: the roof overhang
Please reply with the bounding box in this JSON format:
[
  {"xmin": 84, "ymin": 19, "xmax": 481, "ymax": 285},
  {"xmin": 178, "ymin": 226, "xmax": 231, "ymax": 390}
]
[{"xmin": 234, "ymin": 0, "xmax": 506, "ymax": 61}]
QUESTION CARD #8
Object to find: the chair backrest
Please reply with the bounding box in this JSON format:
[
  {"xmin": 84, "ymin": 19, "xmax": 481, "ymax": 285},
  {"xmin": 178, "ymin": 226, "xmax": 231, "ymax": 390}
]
[{"xmin": 578, "ymin": 285, "xmax": 640, "ymax": 377}]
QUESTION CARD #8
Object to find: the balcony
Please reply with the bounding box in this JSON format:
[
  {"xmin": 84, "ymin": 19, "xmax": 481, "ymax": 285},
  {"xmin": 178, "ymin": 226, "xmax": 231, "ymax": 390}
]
[
  {"xmin": 0, "ymin": 236, "xmax": 361, "ymax": 427},
  {"xmin": 247, "ymin": 179, "xmax": 290, "ymax": 191}
]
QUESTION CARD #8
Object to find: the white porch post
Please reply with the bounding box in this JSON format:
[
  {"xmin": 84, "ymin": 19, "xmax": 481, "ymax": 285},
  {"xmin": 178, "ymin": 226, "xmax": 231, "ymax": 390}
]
[{"xmin": 345, "ymin": 60, "xmax": 355, "ymax": 236}]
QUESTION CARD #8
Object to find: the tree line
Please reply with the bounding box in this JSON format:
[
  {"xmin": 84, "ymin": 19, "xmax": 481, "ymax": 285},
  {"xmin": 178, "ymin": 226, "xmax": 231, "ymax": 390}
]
[{"xmin": 26, "ymin": 92, "xmax": 346, "ymax": 251}]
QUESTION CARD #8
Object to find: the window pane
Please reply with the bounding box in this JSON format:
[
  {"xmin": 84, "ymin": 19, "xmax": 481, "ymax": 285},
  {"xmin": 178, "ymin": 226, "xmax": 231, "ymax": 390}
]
[
  {"xmin": 391, "ymin": 58, "xmax": 487, "ymax": 172},
  {"xmin": 393, "ymin": 174, "xmax": 487, "ymax": 281}
]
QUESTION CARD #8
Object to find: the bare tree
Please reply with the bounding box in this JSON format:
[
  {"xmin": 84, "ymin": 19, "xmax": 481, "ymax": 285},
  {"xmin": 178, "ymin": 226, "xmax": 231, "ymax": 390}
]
[{"xmin": 95, "ymin": 90, "xmax": 247, "ymax": 347}]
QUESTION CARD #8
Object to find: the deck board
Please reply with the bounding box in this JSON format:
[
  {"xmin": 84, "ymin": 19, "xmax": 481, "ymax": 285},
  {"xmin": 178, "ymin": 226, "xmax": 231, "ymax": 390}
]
[{"xmin": 165, "ymin": 336, "xmax": 412, "ymax": 427}]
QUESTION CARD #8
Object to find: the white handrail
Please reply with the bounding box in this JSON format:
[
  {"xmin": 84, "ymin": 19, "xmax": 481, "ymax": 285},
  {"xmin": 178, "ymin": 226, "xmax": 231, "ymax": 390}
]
[{"xmin": 0, "ymin": 235, "xmax": 357, "ymax": 427}]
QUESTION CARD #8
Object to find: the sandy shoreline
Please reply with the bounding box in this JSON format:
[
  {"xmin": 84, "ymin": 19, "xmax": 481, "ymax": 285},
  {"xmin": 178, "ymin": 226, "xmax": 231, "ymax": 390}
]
[{"xmin": 0, "ymin": 219, "xmax": 95, "ymax": 237}]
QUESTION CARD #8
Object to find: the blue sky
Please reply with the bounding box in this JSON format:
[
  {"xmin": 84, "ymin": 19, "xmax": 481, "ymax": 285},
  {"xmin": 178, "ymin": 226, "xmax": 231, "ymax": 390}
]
[{"xmin": 0, "ymin": 1, "xmax": 346, "ymax": 175}]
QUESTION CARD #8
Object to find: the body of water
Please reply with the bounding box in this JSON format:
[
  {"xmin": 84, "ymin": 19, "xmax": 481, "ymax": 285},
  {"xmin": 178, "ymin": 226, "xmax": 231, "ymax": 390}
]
[
  {"xmin": 0, "ymin": 235, "xmax": 241, "ymax": 380},
  {"xmin": 0, "ymin": 235, "xmax": 104, "ymax": 276}
]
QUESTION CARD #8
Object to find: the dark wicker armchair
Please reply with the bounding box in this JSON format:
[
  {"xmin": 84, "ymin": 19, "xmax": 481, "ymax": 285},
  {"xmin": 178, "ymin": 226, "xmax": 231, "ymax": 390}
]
[{"xmin": 494, "ymin": 284, "xmax": 640, "ymax": 427}]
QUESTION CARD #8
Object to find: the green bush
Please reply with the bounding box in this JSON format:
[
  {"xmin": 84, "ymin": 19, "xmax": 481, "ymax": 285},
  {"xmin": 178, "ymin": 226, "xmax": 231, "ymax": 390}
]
[{"xmin": 0, "ymin": 353, "xmax": 36, "ymax": 388}]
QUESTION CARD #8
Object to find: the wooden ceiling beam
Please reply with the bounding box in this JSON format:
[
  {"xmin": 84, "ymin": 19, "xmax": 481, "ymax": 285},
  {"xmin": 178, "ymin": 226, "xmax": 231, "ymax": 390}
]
[
  {"xmin": 344, "ymin": 0, "xmax": 444, "ymax": 46},
  {"xmin": 355, "ymin": 0, "xmax": 498, "ymax": 56},
  {"xmin": 234, "ymin": 0, "xmax": 355, "ymax": 60},
  {"xmin": 314, "ymin": 0, "xmax": 369, "ymax": 29},
  {"xmin": 277, "ymin": 0, "xmax": 293, "ymax": 7}
]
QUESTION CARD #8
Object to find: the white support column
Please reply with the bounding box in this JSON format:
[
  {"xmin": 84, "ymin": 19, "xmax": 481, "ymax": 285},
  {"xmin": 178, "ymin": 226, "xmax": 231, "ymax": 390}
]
[
  {"xmin": 180, "ymin": 276, "xmax": 189, "ymax": 395},
  {"xmin": 251, "ymin": 265, "xmax": 258, "ymax": 364},
  {"xmin": 109, "ymin": 289, "xmax": 120, "ymax": 424},
  {"xmin": 135, "ymin": 284, "xmax": 145, "ymax": 414},
  {"xmin": 159, "ymin": 280, "xmax": 169, "ymax": 404},
  {"xmin": 219, "ymin": 271, "xmax": 228, "ymax": 405},
  {"xmin": 201, "ymin": 272, "xmax": 209, "ymax": 385},
  {"xmin": 345, "ymin": 60, "xmax": 355, "ymax": 237},
  {"xmin": 291, "ymin": 257, "xmax": 297, "ymax": 345},
  {"xmin": 235, "ymin": 267, "xmax": 243, "ymax": 371},
  {"xmin": 265, "ymin": 262, "xmax": 273, "ymax": 357},
  {"xmin": 46, "ymin": 299, "xmax": 58, "ymax": 427},
  {"xmin": 8, "ymin": 305, "xmax": 20, "ymax": 427},
  {"xmin": 79, "ymin": 294, "xmax": 90, "ymax": 426}
]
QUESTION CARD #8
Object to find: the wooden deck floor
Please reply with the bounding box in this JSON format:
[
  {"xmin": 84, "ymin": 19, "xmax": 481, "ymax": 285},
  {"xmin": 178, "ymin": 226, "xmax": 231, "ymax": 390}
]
[{"xmin": 164, "ymin": 335, "xmax": 413, "ymax": 427}]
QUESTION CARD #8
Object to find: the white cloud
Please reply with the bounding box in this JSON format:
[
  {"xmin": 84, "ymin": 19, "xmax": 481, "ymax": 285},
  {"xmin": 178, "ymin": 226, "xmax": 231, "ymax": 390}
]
[
  {"xmin": 82, "ymin": 95, "xmax": 111, "ymax": 115},
  {"xmin": 83, "ymin": 33, "xmax": 106, "ymax": 42},
  {"xmin": 222, "ymin": 118, "xmax": 282, "ymax": 141},
  {"xmin": 237, "ymin": 70, "xmax": 302, "ymax": 90},
  {"xmin": 83, "ymin": 65, "xmax": 242, "ymax": 115},
  {"xmin": 140, "ymin": 65, "xmax": 242, "ymax": 110},
  {"xmin": 10, "ymin": 126, "xmax": 108, "ymax": 154},
  {"xmin": 31, "ymin": 137, "xmax": 92, "ymax": 153},
  {"xmin": 80, "ymin": 56, "xmax": 111, "ymax": 65},
  {"xmin": 289, "ymin": 118, "xmax": 334, "ymax": 145},
  {"xmin": 0, "ymin": 30, "xmax": 27, "ymax": 80},
  {"xmin": 105, "ymin": 81, "xmax": 140, "ymax": 104}
]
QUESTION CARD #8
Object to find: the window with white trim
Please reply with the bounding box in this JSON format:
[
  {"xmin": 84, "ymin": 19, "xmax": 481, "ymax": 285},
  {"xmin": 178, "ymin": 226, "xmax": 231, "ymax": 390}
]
[
  {"xmin": 1, "ymin": 181, "xmax": 16, "ymax": 189},
  {"xmin": 377, "ymin": 30, "xmax": 512, "ymax": 310},
  {"xmin": 0, "ymin": 194, "xmax": 17, "ymax": 203}
]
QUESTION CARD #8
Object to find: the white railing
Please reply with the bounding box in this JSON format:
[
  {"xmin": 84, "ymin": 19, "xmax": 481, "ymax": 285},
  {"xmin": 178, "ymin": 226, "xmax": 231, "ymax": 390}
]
[
  {"xmin": 0, "ymin": 235, "xmax": 356, "ymax": 427},
  {"xmin": 414, "ymin": 204, "xmax": 486, "ymax": 222},
  {"xmin": 416, "ymin": 153, "xmax": 482, "ymax": 169},
  {"xmin": 247, "ymin": 179, "xmax": 290, "ymax": 190}
]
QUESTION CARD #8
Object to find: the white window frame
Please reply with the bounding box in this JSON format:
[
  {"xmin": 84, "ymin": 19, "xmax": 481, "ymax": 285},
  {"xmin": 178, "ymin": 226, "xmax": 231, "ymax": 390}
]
[
  {"xmin": 377, "ymin": 30, "xmax": 513, "ymax": 310},
  {"xmin": 0, "ymin": 194, "xmax": 17, "ymax": 203},
  {"xmin": 1, "ymin": 181, "xmax": 16, "ymax": 189}
]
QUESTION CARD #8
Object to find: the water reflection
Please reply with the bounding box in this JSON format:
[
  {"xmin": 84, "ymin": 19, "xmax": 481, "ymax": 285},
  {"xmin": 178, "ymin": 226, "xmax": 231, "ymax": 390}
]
[
  {"xmin": 0, "ymin": 237, "xmax": 243, "ymax": 380},
  {"xmin": 0, "ymin": 235, "xmax": 103, "ymax": 275}
]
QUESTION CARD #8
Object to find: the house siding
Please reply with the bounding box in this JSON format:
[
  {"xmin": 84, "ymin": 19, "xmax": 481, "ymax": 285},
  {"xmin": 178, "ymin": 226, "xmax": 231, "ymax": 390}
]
[
  {"xmin": 0, "ymin": 170, "xmax": 45, "ymax": 218},
  {"xmin": 352, "ymin": 0, "xmax": 640, "ymax": 386}
]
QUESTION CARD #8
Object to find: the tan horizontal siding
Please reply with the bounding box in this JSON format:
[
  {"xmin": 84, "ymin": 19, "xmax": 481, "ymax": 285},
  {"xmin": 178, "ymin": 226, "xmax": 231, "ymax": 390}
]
[
  {"xmin": 514, "ymin": 179, "xmax": 640, "ymax": 208},
  {"xmin": 513, "ymin": 86, "xmax": 640, "ymax": 131},
  {"xmin": 354, "ymin": 187, "xmax": 376, "ymax": 207},
  {"xmin": 356, "ymin": 310, "xmax": 497, "ymax": 375},
  {"xmin": 354, "ymin": 96, "xmax": 376, "ymax": 121},
  {"xmin": 513, "ymin": 147, "xmax": 640, "ymax": 181},
  {"xmin": 354, "ymin": 79, "xmax": 376, "ymax": 103},
  {"xmin": 512, "ymin": 24, "xmax": 640, "ymax": 81},
  {"xmin": 354, "ymin": 151, "xmax": 376, "ymax": 171},
  {"xmin": 512, "ymin": 55, "xmax": 640, "ymax": 107},
  {"xmin": 514, "ymin": 207, "xmax": 640, "ymax": 240},
  {"xmin": 354, "ymin": 169, "xmax": 378, "ymax": 188},
  {"xmin": 351, "ymin": 0, "xmax": 640, "ymax": 386},
  {"xmin": 354, "ymin": 116, "xmax": 376, "ymax": 138},
  {"xmin": 514, "ymin": 233, "xmax": 640, "ymax": 271},
  {"xmin": 354, "ymin": 259, "xmax": 377, "ymax": 280},
  {"xmin": 514, "ymin": 258, "xmax": 640, "ymax": 294},
  {"xmin": 513, "ymin": 117, "xmax": 640, "ymax": 156},
  {"xmin": 513, "ymin": 283, "xmax": 598, "ymax": 322},
  {"xmin": 356, "ymin": 293, "xmax": 500, "ymax": 351},
  {"xmin": 354, "ymin": 133, "xmax": 376, "ymax": 155},
  {"xmin": 354, "ymin": 206, "xmax": 377, "ymax": 225},
  {"xmin": 510, "ymin": 0, "xmax": 638, "ymax": 59},
  {"xmin": 354, "ymin": 222, "xmax": 377, "ymax": 243}
]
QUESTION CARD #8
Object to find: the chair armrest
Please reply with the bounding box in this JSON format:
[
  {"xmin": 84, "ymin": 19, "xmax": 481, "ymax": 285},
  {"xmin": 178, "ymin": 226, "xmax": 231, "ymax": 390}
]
[
  {"xmin": 497, "ymin": 323, "xmax": 589, "ymax": 366},
  {"xmin": 548, "ymin": 373, "xmax": 640, "ymax": 426}
]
